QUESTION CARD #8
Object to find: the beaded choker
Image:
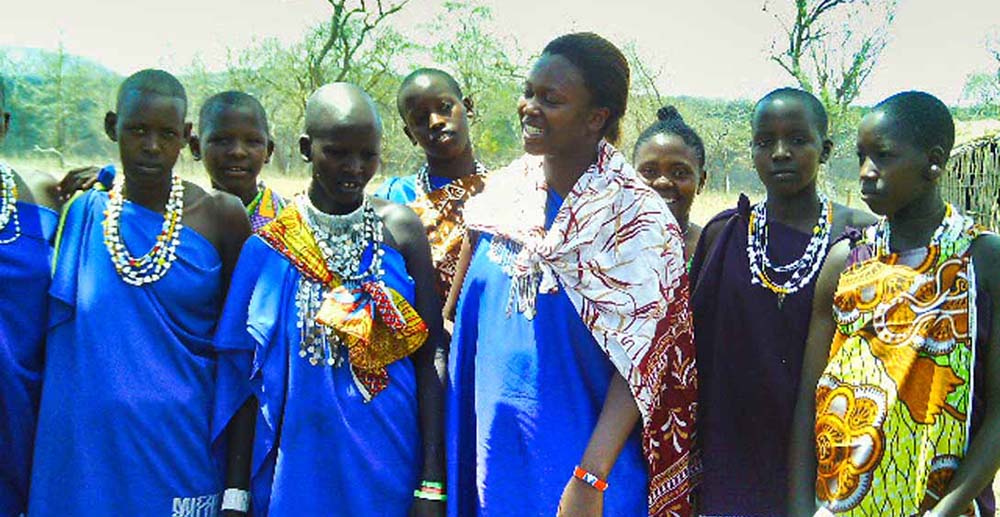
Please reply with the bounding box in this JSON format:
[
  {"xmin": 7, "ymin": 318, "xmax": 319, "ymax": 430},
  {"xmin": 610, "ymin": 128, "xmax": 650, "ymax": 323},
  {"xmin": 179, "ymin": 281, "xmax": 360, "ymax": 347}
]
[
  {"xmin": 102, "ymin": 175, "xmax": 185, "ymax": 286},
  {"xmin": 0, "ymin": 163, "xmax": 21, "ymax": 245},
  {"xmin": 416, "ymin": 161, "xmax": 488, "ymax": 196},
  {"xmin": 296, "ymin": 194, "xmax": 385, "ymax": 285},
  {"xmin": 747, "ymin": 194, "xmax": 833, "ymax": 307}
]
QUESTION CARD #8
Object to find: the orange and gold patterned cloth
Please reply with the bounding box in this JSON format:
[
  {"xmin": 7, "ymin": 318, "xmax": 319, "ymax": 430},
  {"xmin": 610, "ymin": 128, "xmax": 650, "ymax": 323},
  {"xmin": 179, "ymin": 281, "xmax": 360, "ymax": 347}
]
[
  {"xmin": 258, "ymin": 204, "xmax": 428, "ymax": 399},
  {"xmin": 409, "ymin": 172, "xmax": 487, "ymax": 299},
  {"xmin": 815, "ymin": 207, "xmax": 986, "ymax": 515}
]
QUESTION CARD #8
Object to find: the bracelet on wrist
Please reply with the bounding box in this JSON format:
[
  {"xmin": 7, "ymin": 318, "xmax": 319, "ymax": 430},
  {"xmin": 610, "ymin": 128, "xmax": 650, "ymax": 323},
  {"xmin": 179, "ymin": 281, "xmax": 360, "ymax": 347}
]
[
  {"xmin": 413, "ymin": 489, "xmax": 447, "ymax": 501},
  {"xmin": 221, "ymin": 488, "xmax": 250, "ymax": 513},
  {"xmin": 414, "ymin": 480, "xmax": 447, "ymax": 502},
  {"xmin": 573, "ymin": 466, "xmax": 609, "ymax": 492}
]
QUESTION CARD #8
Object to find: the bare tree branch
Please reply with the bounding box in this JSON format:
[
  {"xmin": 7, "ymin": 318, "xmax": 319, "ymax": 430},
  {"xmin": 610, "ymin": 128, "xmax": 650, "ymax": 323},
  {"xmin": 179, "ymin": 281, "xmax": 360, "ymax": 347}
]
[{"xmin": 767, "ymin": 0, "xmax": 897, "ymax": 129}]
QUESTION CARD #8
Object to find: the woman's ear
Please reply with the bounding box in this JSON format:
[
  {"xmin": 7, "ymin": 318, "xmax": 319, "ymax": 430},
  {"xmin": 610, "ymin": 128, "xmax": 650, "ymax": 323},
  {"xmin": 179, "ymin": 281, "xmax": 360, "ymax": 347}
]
[
  {"xmin": 926, "ymin": 145, "xmax": 946, "ymax": 181},
  {"xmin": 299, "ymin": 135, "xmax": 312, "ymax": 162},
  {"xmin": 820, "ymin": 138, "xmax": 834, "ymax": 164}
]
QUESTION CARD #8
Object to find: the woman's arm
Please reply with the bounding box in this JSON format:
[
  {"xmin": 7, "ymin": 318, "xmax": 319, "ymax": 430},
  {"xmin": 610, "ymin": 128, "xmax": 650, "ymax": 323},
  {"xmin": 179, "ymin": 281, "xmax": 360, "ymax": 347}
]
[
  {"xmin": 216, "ymin": 196, "xmax": 254, "ymax": 516},
  {"xmin": 929, "ymin": 235, "xmax": 1000, "ymax": 515},
  {"xmin": 221, "ymin": 400, "xmax": 256, "ymax": 516},
  {"xmin": 787, "ymin": 240, "xmax": 849, "ymax": 516},
  {"xmin": 443, "ymin": 230, "xmax": 478, "ymax": 323},
  {"xmin": 385, "ymin": 204, "xmax": 447, "ymax": 517},
  {"xmin": 557, "ymin": 373, "xmax": 641, "ymax": 517}
]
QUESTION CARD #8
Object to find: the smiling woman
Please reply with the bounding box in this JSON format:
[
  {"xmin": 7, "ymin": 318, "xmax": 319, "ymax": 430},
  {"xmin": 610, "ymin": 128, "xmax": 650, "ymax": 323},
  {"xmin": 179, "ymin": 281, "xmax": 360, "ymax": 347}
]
[
  {"xmin": 447, "ymin": 32, "xmax": 699, "ymax": 517},
  {"xmin": 633, "ymin": 106, "xmax": 708, "ymax": 265},
  {"xmin": 189, "ymin": 91, "xmax": 286, "ymax": 232}
]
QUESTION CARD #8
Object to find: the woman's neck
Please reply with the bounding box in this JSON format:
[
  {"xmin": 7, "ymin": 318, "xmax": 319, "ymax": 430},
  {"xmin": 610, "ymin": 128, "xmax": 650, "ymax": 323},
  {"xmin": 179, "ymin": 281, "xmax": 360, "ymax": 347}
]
[
  {"xmin": 673, "ymin": 213, "xmax": 690, "ymax": 235},
  {"xmin": 543, "ymin": 142, "xmax": 599, "ymax": 198},
  {"xmin": 124, "ymin": 175, "xmax": 172, "ymax": 213},
  {"xmin": 766, "ymin": 183, "xmax": 821, "ymax": 233},
  {"xmin": 426, "ymin": 147, "xmax": 477, "ymax": 180},
  {"xmin": 887, "ymin": 186, "xmax": 947, "ymax": 251}
]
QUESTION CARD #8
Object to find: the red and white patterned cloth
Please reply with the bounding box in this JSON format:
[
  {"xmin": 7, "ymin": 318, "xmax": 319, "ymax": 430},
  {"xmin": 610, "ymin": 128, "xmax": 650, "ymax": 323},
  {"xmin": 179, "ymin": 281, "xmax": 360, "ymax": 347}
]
[{"xmin": 464, "ymin": 140, "xmax": 700, "ymax": 516}]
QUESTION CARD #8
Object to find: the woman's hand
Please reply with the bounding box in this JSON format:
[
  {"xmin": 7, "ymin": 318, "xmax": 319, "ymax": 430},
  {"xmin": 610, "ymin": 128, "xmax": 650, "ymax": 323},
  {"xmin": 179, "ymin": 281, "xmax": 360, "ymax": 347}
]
[
  {"xmin": 410, "ymin": 499, "xmax": 445, "ymax": 517},
  {"xmin": 556, "ymin": 477, "xmax": 603, "ymax": 517},
  {"xmin": 56, "ymin": 165, "xmax": 102, "ymax": 201}
]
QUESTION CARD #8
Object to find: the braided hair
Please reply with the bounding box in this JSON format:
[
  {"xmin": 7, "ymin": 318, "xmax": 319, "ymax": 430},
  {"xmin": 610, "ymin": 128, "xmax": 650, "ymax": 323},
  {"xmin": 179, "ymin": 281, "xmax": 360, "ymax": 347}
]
[{"xmin": 633, "ymin": 106, "xmax": 707, "ymax": 169}]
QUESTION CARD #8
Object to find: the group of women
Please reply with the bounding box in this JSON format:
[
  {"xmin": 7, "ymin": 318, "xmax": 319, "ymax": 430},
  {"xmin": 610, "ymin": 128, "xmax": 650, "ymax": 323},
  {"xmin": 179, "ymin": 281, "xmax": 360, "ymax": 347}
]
[{"xmin": 1, "ymin": 29, "xmax": 998, "ymax": 517}]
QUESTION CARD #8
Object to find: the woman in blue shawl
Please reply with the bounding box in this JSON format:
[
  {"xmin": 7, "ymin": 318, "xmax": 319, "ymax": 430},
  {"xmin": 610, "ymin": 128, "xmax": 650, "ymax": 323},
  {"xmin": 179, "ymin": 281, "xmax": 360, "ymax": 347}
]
[
  {"xmin": 215, "ymin": 83, "xmax": 447, "ymax": 516},
  {"xmin": 28, "ymin": 70, "xmax": 252, "ymax": 516}
]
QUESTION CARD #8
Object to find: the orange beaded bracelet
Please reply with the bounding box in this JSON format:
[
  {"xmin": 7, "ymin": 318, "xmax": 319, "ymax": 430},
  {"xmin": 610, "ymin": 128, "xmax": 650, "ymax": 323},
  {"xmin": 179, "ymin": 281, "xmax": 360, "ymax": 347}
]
[{"xmin": 573, "ymin": 466, "xmax": 609, "ymax": 492}]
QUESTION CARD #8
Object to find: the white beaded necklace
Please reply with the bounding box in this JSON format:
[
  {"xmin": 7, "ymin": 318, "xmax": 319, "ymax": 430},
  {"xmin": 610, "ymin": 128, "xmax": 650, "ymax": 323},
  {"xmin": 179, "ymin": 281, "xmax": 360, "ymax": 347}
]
[
  {"xmin": 102, "ymin": 175, "xmax": 185, "ymax": 286},
  {"xmin": 746, "ymin": 194, "xmax": 833, "ymax": 307},
  {"xmin": 0, "ymin": 163, "xmax": 21, "ymax": 245},
  {"xmin": 872, "ymin": 203, "xmax": 959, "ymax": 259}
]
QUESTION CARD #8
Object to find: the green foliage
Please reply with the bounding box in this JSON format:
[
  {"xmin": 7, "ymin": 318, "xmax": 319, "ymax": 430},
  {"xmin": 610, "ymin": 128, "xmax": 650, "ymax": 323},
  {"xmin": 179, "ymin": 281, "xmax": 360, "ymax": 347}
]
[
  {"xmin": 185, "ymin": 1, "xmax": 415, "ymax": 176},
  {"xmin": 425, "ymin": 1, "xmax": 525, "ymax": 172},
  {"xmin": 0, "ymin": 46, "xmax": 118, "ymax": 165},
  {"xmin": 0, "ymin": 0, "xmax": 990, "ymax": 202},
  {"xmin": 960, "ymin": 33, "xmax": 1000, "ymax": 118}
]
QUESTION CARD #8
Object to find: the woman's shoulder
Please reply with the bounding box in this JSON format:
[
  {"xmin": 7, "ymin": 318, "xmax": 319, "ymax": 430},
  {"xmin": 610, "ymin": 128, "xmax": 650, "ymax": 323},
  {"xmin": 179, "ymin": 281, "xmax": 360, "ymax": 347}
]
[
  {"xmin": 833, "ymin": 203, "xmax": 877, "ymax": 232},
  {"xmin": 971, "ymin": 232, "xmax": 1000, "ymax": 292},
  {"xmin": 372, "ymin": 197, "xmax": 423, "ymax": 252}
]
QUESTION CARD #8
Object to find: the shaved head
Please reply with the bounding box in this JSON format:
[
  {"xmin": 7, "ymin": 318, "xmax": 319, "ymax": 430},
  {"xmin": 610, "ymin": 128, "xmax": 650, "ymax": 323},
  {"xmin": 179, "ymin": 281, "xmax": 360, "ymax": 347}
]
[
  {"xmin": 304, "ymin": 83, "xmax": 382, "ymax": 137},
  {"xmin": 116, "ymin": 69, "xmax": 187, "ymax": 114},
  {"xmin": 199, "ymin": 91, "xmax": 269, "ymax": 133}
]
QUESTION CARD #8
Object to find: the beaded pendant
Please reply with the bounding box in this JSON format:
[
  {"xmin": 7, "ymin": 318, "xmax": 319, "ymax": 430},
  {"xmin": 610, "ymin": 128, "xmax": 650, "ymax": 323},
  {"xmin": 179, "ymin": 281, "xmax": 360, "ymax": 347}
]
[
  {"xmin": 0, "ymin": 163, "xmax": 21, "ymax": 245},
  {"xmin": 102, "ymin": 174, "xmax": 185, "ymax": 286},
  {"xmin": 747, "ymin": 194, "xmax": 833, "ymax": 308}
]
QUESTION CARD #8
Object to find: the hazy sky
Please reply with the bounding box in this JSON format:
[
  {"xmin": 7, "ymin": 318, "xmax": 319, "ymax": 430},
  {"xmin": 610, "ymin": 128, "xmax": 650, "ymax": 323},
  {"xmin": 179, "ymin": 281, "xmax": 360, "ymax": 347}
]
[{"xmin": 3, "ymin": 0, "xmax": 997, "ymax": 105}]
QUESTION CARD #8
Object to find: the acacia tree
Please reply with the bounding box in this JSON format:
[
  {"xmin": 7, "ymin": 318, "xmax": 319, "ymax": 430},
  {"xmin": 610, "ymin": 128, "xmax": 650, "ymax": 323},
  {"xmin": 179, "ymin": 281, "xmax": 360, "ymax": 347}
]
[
  {"xmin": 0, "ymin": 46, "xmax": 116, "ymax": 164},
  {"xmin": 765, "ymin": 0, "xmax": 897, "ymax": 127},
  {"xmin": 219, "ymin": 0, "xmax": 413, "ymax": 173}
]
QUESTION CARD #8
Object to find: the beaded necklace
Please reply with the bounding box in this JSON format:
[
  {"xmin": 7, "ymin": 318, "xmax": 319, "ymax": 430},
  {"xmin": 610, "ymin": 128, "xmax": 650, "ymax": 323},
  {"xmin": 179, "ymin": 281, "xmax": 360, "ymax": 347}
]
[
  {"xmin": 245, "ymin": 182, "xmax": 267, "ymax": 215},
  {"xmin": 102, "ymin": 174, "xmax": 185, "ymax": 286},
  {"xmin": 297, "ymin": 194, "xmax": 385, "ymax": 284},
  {"xmin": 0, "ymin": 163, "xmax": 21, "ymax": 245},
  {"xmin": 872, "ymin": 203, "xmax": 959, "ymax": 260},
  {"xmin": 295, "ymin": 193, "xmax": 386, "ymax": 367},
  {"xmin": 415, "ymin": 161, "xmax": 488, "ymax": 196},
  {"xmin": 747, "ymin": 194, "xmax": 832, "ymax": 308}
]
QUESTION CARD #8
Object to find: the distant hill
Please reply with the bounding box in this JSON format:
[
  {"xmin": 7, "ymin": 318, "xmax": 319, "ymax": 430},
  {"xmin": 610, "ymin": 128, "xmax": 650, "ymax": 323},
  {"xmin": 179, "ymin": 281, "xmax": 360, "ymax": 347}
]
[{"xmin": 0, "ymin": 46, "xmax": 119, "ymax": 80}]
